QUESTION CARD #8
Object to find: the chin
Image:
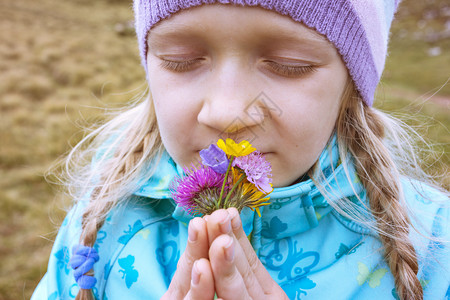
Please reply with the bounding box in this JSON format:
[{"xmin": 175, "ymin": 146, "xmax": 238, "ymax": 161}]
[
  {"xmin": 271, "ymin": 166, "xmax": 311, "ymax": 188},
  {"xmin": 271, "ymin": 176, "xmax": 295, "ymax": 188}
]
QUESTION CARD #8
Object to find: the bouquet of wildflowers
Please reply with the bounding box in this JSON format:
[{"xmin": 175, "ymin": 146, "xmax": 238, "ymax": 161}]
[{"xmin": 171, "ymin": 139, "xmax": 273, "ymax": 217}]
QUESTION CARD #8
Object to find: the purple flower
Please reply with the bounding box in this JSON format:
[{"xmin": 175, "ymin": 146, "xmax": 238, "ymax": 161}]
[
  {"xmin": 170, "ymin": 165, "xmax": 225, "ymax": 214},
  {"xmin": 233, "ymin": 151, "xmax": 273, "ymax": 193},
  {"xmin": 199, "ymin": 144, "xmax": 229, "ymax": 174}
]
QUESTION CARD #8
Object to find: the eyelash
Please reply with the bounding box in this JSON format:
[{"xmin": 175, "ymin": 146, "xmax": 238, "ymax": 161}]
[
  {"xmin": 159, "ymin": 59, "xmax": 202, "ymax": 72},
  {"xmin": 159, "ymin": 59, "xmax": 316, "ymax": 77},
  {"xmin": 265, "ymin": 61, "xmax": 317, "ymax": 77}
]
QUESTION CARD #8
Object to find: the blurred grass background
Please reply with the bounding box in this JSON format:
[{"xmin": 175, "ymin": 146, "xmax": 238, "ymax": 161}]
[{"xmin": 0, "ymin": 0, "xmax": 448, "ymax": 298}]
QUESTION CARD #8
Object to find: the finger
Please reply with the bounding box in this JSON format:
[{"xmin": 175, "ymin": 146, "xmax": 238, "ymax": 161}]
[
  {"xmin": 204, "ymin": 209, "xmax": 232, "ymax": 247},
  {"xmin": 184, "ymin": 259, "xmax": 215, "ymax": 300},
  {"xmin": 215, "ymin": 232, "xmax": 265, "ymax": 298},
  {"xmin": 227, "ymin": 207, "xmax": 278, "ymax": 291},
  {"xmin": 209, "ymin": 234, "xmax": 259, "ymax": 300},
  {"xmin": 166, "ymin": 217, "xmax": 209, "ymax": 298}
]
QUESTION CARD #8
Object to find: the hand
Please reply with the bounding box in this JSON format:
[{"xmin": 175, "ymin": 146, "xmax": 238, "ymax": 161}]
[
  {"xmin": 205, "ymin": 208, "xmax": 289, "ymax": 300},
  {"xmin": 161, "ymin": 217, "xmax": 215, "ymax": 300}
]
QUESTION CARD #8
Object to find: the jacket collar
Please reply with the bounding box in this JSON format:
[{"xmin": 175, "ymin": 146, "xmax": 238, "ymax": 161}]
[
  {"xmin": 133, "ymin": 134, "xmax": 365, "ymax": 247},
  {"xmin": 133, "ymin": 151, "xmax": 184, "ymax": 199}
]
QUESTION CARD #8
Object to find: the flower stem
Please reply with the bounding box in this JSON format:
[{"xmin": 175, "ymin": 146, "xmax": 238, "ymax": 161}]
[
  {"xmin": 217, "ymin": 156, "xmax": 234, "ymax": 209},
  {"xmin": 223, "ymin": 173, "xmax": 246, "ymax": 208}
]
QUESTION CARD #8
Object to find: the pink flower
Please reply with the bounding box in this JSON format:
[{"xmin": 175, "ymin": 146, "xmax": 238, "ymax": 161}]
[
  {"xmin": 233, "ymin": 151, "xmax": 273, "ymax": 193},
  {"xmin": 170, "ymin": 165, "xmax": 225, "ymax": 215}
]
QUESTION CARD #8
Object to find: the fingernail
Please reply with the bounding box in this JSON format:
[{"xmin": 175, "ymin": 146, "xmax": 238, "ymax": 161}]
[
  {"xmin": 191, "ymin": 261, "xmax": 200, "ymax": 285},
  {"xmin": 224, "ymin": 236, "xmax": 234, "ymax": 262},
  {"xmin": 204, "ymin": 215, "xmax": 209, "ymax": 222},
  {"xmin": 229, "ymin": 209, "xmax": 241, "ymax": 230},
  {"xmin": 219, "ymin": 214, "xmax": 231, "ymax": 234},
  {"xmin": 188, "ymin": 223, "xmax": 198, "ymax": 243}
]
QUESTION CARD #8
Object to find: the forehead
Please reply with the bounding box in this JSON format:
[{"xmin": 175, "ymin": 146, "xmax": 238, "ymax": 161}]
[{"xmin": 148, "ymin": 4, "xmax": 331, "ymax": 48}]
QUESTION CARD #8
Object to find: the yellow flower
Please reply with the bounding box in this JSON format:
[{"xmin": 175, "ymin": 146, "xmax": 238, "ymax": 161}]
[
  {"xmin": 219, "ymin": 168, "xmax": 271, "ymax": 217},
  {"xmin": 241, "ymin": 182, "xmax": 271, "ymax": 201},
  {"xmin": 217, "ymin": 138, "xmax": 256, "ymax": 157},
  {"xmin": 240, "ymin": 182, "xmax": 271, "ymax": 217}
]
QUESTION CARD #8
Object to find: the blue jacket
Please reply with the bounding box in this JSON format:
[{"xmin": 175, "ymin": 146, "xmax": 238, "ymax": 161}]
[{"xmin": 32, "ymin": 137, "xmax": 450, "ymax": 299}]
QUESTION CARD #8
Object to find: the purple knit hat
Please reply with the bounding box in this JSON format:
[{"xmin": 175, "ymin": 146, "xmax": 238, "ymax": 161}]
[{"xmin": 133, "ymin": 0, "xmax": 401, "ymax": 106}]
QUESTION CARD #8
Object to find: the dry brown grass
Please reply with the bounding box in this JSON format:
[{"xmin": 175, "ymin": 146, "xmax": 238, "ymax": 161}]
[
  {"xmin": 0, "ymin": 0, "xmax": 145, "ymax": 298},
  {"xmin": 0, "ymin": 0, "xmax": 448, "ymax": 299}
]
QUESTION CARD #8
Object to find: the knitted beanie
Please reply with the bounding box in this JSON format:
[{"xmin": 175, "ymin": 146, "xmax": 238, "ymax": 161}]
[{"xmin": 133, "ymin": 0, "xmax": 401, "ymax": 106}]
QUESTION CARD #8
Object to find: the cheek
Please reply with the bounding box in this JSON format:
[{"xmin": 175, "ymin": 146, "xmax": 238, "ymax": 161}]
[
  {"xmin": 149, "ymin": 72, "xmax": 189, "ymax": 132},
  {"xmin": 148, "ymin": 84, "xmax": 207, "ymax": 169},
  {"xmin": 278, "ymin": 83, "xmax": 341, "ymax": 136},
  {"xmin": 269, "ymin": 71, "xmax": 346, "ymax": 186},
  {"xmin": 153, "ymin": 109, "xmax": 197, "ymax": 167},
  {"xmin": 149, "ymin": 85, "xmax": 190, "ymax": 160}
]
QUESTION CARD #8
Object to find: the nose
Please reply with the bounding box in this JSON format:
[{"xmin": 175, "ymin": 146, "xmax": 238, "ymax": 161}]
[{"xmin": 197, "ymin": 60, "xmax": 265, "ymax": 134}]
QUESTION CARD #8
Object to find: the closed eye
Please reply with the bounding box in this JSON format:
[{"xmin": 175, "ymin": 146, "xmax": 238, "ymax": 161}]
[
  {"xmin": 159, "ymin": 58, "xmax": 204, "ymax": 72},
  {"xmin": 159, "ymin": 58, "xmax": 317, "ymax": 77},
  {"xmin": 265, "ymin": 61, "xmax": 317, "ymax": 77}
]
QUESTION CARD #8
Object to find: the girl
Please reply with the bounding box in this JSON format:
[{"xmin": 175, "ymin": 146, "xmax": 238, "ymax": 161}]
[{"xmin": 32, "ymin": 1, "xmax": 449, "ymax": 300}]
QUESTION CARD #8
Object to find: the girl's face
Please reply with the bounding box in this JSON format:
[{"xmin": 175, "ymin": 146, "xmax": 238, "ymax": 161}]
[{"xmin": 147, "ymin": 4, "xmax": 348, "ymax": 188}]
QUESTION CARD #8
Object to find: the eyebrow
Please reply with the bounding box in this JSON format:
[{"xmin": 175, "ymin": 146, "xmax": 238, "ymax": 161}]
[
  {"xmin": 260, "ymin": 30, "xmax": 329, "ymax": 47},
  {"xmin": 148, "ymin": 23, "xmax": 330, "ymax": 48}
]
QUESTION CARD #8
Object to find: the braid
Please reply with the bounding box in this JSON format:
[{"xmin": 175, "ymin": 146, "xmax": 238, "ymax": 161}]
[
  {"xmin": 75, "ymin": 218, "xmax": 102, "ymax": 300},
  {"xmin": 337, "ymin": 83, "xmax": 423, "ymax": 300},
  {"xmin": 73, "ymin": 98, "xmax": 163, "ymax": 300}
]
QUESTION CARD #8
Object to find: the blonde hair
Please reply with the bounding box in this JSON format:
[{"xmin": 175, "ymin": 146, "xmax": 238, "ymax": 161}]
[
  {"xmin": 59, "ymin": 92, "xmax": 163, "ymax": 300},
  {"xmin": 59, "ymin": 82, "xmax": 447, "ymax": 300},
  {"xmin": 334, "ymin": 81, "xmax": 427, "ymax": 299}
]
